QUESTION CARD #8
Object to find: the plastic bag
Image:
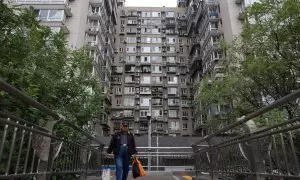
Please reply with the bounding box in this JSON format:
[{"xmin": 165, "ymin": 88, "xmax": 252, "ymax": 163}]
[
  {"xmin": 102, "ymin": 168, "xmax": 111, "ymax": 180},
  {"xmin": 132, "ymin": 157, "xmax": 146, "ymax": 178}
]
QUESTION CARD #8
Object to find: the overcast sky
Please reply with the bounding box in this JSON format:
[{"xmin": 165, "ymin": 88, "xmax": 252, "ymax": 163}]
[{"xmin": 125, "ymin": 0, "xmax": 177, "ymax": 7}]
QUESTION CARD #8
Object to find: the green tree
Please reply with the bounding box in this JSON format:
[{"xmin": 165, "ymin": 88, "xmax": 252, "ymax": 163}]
[
  {"xmin": 0, "ymin": 2, "xmax": 103, "ymax": 127},
  {"xmin": 0, "ymin": 2, "xmax": 104, "ymax": 176},
  {"xmin": 196, "ymin": 0, "xmax": 300, "ymax": 130}
]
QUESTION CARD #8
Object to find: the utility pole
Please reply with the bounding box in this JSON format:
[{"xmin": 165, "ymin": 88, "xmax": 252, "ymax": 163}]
[{"xmin": 147, "ymin": 99, "xmax": 152, "ymax": 171}]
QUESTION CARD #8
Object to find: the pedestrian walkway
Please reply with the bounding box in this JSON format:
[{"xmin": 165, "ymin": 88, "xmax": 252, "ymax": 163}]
[{"xmin": 87, "ymin": 172, "xmax": 194, "ymax": 180}]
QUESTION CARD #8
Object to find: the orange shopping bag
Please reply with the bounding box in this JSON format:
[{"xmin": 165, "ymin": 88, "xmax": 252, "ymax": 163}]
[{"xmin": 132, "ymin": 157, "xmax": 146, "ymax": 178}]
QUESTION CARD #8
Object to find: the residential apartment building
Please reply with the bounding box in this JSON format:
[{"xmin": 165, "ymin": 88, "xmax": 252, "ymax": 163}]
[
  {"xmin": 10, "ymin": 0, "xmax": 119, "ymax": 136},
  {"xmin": 8, "ymin": 0, "xmax": 257, "ymax": 137},
  {"xmin": 181, "ymin": 0, "xmax": 256, "ymax": 136},
  {"xmin": 111, "ymin": 7, "xmax": 194, "ymax": 136}
]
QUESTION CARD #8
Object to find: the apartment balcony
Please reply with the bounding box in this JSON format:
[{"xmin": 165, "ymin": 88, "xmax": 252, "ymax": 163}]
[
  {"xmin": 238, "ymin": 9, "xmax": 246, "ymax": 20},
  {"xmin": 166, "ymin": 60, "xmax": 177, "ymax": 65},
  {"xmin": 194, "ymin": 2, "xmax": 204, "ymax": 25},
  {"xmin": 189, "ymin": 36, "xmax": 201, "ymax": 55},
  {"xmin": 210, "ymin": 28, "xmax": 223, "ymax": 36},
  {"xmin": 127, "ymin": 22, "xmax": 138, "ymax": 26},
  {"xmin": 86, "ymin": 41, "xmax": 100, "ymax": 50},
  {"xmin": 86, "ymin": 26, "xmax": 100, "ymax": 35},
  {"xmin": 90, "ymin": 0, "xmax": 103, "ymax": 6},
  {"xmin": 112, "ymin": 67, "xmax": 123, "ymax": 74},
  {"xmin": 104, "ymin": 0, "xmax": 112, "ymax": 16},
  {"xmin": 126, "ymin": 31, "xmax": 137, "ymax": 34},
  {"xmin": 127, "ymin": 11, "xmax": 138, "ymax": 17},
  {"xmin": 168, "ymin": 102, "xmax": 180, "ymax": 107},
  {"xmin": 166, "ymin": 21, "xmax": 176, "ymax": 27},
  {"xmin": 15, "ymin": 0, "xmax": 72, "ymax": 16},
  {"xmin": 88, "ymin": 12, "xmax": 101, "ymax": 20},
  {"xmin": 166, "ymin": 30, "xmax": 178, "ymax": 35},
  {"xmin": 40, "ymin": 20, "xmax": 69, "ymax": 34},
  {"xmin": 120, "ymin": 10, "xmax": 126, "ymax": 17},
  {"xmin": 151, "ymin": 81, "xmax": 163, "ymax": 86},
  {"xmin": 141, "ymin": 67, "xmax": 151, "ymax": 73},
  {"xmin": 167, "ymin": 68, "xmax": 177, "ymax": 73}
]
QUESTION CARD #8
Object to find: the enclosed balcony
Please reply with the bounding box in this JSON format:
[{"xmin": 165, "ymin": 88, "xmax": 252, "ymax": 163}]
[
  {"xmin": 15, "ymin": 0, "xmax": 72, "ymax": 16},
  {"xmin": 141, "ymin": 66, "xmax": 151, "ymax": 73},
  {"xmin": 238, "ymin": 9, "xmax": 246, "ymax": 20},
  {"xmin": 124, "ymin": 65, "xmax": 135, "ymax": 73},
  {"xmin": 152, "ymin": 99, "xmax": 163, "ymax": 106},
  {"xmin": 86, "ymin": 26, "xmax": 100, "ymax": 35},
  {"xmin": 112, "ymin": 66, "xmax": 123, "ymax": 74},
  {"xmin": 167, "ymin": 67, "xmax": 177, "ymax": 73},
  {"xmin": 88, "ymin": 12, "xmax": 101, "ymax": 20}
]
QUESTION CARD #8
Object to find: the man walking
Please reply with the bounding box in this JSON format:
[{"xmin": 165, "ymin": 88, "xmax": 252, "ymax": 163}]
[{"xmin": 107, "ymin": 122, "xmax": 137, "ymax": 180}]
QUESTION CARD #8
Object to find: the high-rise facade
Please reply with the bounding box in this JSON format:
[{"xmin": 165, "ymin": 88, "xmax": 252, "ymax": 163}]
[
  {"xmin": 111, "ymin": 7, "xmax": 194, "ymax": 136},
  {"xmin": 8, "ymin": 0, "xmax": 255, "ymax": 137},
  {"xmin": 10, "ymin": 0, "xmax": 119, "ymax": 136},
  {"xmin": 183, "ymin": 0, "xmax": 254, "ymax": 136}
]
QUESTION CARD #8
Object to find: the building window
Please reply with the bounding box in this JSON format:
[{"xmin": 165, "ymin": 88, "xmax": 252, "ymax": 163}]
[
  {"xmin": 166, "ymin": 11, "xmax": 175, "ymax": 17},
  {"xmin": 140, "ymin": 110, "xmax": 149, "ymax": 117},
  {"xmin": 152, "ymin": 109, "xmax": 163, "ymax": 117},
  {"xmin": 151, "ymin": 56, "xmax": 162, "ymax": 63},
  {"xmin": 115, "ymin": 87, "xmax": 122, "ymax": 94},
  {"xmin": 152, "ymin": 28, "xmax": 161, "ymax": 34},
  {"xmin": 168, "ymin": 76, "xmax": 178, "ymax": 84},
  {"xmin": 169, "ymin": 121, "xmax": 180, "ymax": 130},
  {"xmin": 167, "ymin": 37, "xmax": 176, "ymax": 44},
  {"xmin": 181, "ymin": 78, "xmax": 186, "ymax": 84},
  {"xmin": 140, "ymin": 98, "xmax": 150, "ymax": 106},
  {"xmin": 142, "ymin": 37, "xmax": 151, "ymax": 43},
  {"xmin": 141, "ymin": 47, "xmax": 151, "ymax": 53},
  {"xmin": 167, "ymin": 46, "xmax": 176, "ymax": 53},
  {"xmin": 116, "ymin": 98, "xmax": 121, "ymax": 106},
  {"xmin": 141, "ymin": 76, "xmax": 151, "ymax": 84},
  {"xmin": 142, "ymin": 12, "xmax": 151, "ymax": 17},
  {"xmin": 183, "ymin": 111, "xmax": 188, "ymax": 117},
  {"xmin": 141, "ymin": 56, "xmax": 151, "ymax": 63},
  {"xmin": 152, "ymin": 12, "xmax": 161, "ymax": 17},
  {"xmin": 121, "ymin": 20, "xmax": 125, "ymax": 24},
  {"xmin": 168, "ymin": 87, "xmax": 177, "ymax": 94},
  {"xmin": 152, "ymin": 66, "xmax": 162, "ymax": 73},
  {"xmin": 182, "ymin": 123, "xmax": 188, "ymax": 130},
  {"xmin": 123, "ymin": 97, "xmax": 134, "ymax": 106},
  {"xmin": 91, "ymin": 7, "xmax": 100, "ymax": 13},
  {"xmin": 124, "ymin": 87, "xmax": 135, "ymax": 94},
  {"xmin": 181, "ymin": 88, "xmax": 187, "ymax": 94},
  {"xmin": 38, "ymin": 10, "xmax": 64, "ymax": 21},
  {"xmin": 126, "ymin": 46, "xmax": 136, "ymax": 53},
  {"xmin": 151, "ymin": 46, "xmax": 161, "ymax": 53},
  {"xmin": 140, "ymin": 87, "xmax": 151, "ymax": 94}
]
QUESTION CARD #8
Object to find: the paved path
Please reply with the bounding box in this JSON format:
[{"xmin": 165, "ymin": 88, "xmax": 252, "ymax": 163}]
[{"xmin": 87, "ymin": 172, "xmax": 191, "ymax": 180}]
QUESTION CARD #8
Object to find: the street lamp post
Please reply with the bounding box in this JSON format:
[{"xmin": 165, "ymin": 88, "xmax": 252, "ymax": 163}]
[{"xmin": 147, "ymin": 99, "xmax": 152, "ymax": 171}]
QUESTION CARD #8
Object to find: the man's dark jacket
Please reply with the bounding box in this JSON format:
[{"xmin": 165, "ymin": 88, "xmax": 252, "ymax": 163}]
[{"xmin": 107, "ymin": 131, "xmax": 137, "ymax": 156}]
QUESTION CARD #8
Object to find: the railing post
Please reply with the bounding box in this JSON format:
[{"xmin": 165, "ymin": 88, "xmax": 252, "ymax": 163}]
[
  {"xmin": 80, "ymin": 140, "xmax": 91, "ymax": 180},
  {"xmin": 35, "ymin": 120, "xmax": 61, "ymax": 180},
  {"xmin": 240, "ymin": 119, "xmax": 265, "ymax": 180},
  {"xmin": 206, "ymin": 138, "xmax": 217, "ymax": 180},
  {"xmin": 46, "ymin": 119, "xmax": 64, "ymax": 180}
]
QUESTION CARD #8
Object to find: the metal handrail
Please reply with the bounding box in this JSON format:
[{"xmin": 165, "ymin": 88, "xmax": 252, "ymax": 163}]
[
  {"xmin": 0, "ymin": 78, "xmax": 104, "ymax": 145},
  {"xmin": 0, "ymin": 78, "xmax": 105, "ymax": 179},
  {"xmin": 192, "ymin": 89, "xmax": 300, "ymax": 179},
  {"xmin": 192, "ymin": 89, "xmax": 300, "ymax": 146}
]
